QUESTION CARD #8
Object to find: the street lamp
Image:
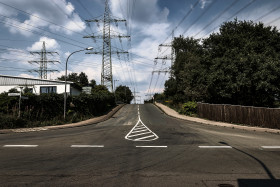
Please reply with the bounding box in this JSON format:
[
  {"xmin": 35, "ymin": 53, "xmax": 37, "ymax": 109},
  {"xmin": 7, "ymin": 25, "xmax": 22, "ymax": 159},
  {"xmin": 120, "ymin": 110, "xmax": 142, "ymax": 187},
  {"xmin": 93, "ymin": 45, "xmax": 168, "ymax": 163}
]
[{"xmin": 64, "ymin": 47, "xmax": 93, "ymax": 119}]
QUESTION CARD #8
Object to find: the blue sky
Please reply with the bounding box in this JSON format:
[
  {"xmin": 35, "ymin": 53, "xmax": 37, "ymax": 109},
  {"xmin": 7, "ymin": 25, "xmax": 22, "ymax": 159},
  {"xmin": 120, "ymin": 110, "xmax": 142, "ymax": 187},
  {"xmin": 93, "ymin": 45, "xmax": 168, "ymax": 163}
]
[{"xmin": 0, "ymin": 0, "xmax": 280, "ymax": 103}]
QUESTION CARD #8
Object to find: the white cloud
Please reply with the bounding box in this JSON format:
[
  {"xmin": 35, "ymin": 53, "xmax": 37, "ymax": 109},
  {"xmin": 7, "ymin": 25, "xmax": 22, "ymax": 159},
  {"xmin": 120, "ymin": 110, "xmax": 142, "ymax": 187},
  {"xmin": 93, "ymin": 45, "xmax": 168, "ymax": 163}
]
[
  {"xmin": 110, "ymin": 0, "xmax": 169, "ymax": 24},
  {"xmin": 27, "ymin": 37, "xmax": 60, "ymax": 51},
  {"xmin": 199, "ymin": 0, "xmax": 211, "ymax": 9},
  {"xmin": 1, "ymin": 0, "xmax": 86, "ymax": 36}
]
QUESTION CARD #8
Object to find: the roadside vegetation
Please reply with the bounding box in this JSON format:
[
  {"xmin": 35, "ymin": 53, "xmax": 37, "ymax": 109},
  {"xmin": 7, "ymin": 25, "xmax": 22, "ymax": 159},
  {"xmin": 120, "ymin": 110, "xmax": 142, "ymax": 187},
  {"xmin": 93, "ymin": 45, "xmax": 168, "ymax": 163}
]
[
  {"xmin": 148, "ymin": 19, "xmax": 280, "ymax": 116},
  {"xmin": 0, "ymin": 72, "xmax": 133, "ymax": 129}
]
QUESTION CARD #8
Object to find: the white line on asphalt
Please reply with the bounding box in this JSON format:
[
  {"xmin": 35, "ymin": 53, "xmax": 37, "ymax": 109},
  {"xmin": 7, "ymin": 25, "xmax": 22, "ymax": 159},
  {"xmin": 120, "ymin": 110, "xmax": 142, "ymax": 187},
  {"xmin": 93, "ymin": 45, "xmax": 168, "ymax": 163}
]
[
  {"xmin": 133, "ymin": 126, "xmax": 146, "ymax": 130},
  {"xmin": 136, "ymin": 146, "xmax": 167, "ymax": 148},
  {"xmin": 130, "ymin": 129, "xmax": 149, "ymax": 133},
  {"xmin": 198, "ymin": 146, "xmax": 232, "ymax": 148},
  {"xmin": 261, "ymin": 146, "xmax": 280, "ymax": 149},
  {"xmin": 125, "ymin": 105, "xmax": 159, "ymax": 141},
  {"xmin": 71, "ymin": 145, "xmax": 104, "ymax": 148},
  {"xmin": 3, "ymin": 145, "xmax": 38, "ymax": 148},
  {"xmin": 127, "ymin": 131, "xmax": 151, "ymax": 138},
  {"xmin": 134, "ymin": 134, "xmax": 156, "ymax": 141}
]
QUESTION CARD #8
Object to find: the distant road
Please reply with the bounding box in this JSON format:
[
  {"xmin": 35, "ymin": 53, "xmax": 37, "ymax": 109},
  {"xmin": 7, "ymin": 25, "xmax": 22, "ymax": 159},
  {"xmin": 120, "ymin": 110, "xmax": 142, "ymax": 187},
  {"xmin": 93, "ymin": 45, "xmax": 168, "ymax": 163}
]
[{"xmin": 0, "ymin": 104, "xmax": 279, "ymax": 186}]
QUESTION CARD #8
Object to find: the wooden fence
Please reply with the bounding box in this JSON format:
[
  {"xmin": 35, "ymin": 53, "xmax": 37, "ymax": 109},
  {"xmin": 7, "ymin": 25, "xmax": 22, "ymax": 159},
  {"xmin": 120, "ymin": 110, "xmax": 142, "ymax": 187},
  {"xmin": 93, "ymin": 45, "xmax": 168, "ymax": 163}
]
[{"xmin": 197, "ymin": 102, "xmax": 280, "ymax": 129}]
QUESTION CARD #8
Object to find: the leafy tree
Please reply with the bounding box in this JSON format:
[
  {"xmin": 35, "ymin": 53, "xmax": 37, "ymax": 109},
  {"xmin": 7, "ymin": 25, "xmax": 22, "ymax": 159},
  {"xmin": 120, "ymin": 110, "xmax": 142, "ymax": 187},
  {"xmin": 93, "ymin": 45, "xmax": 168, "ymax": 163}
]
[
  {"xmin": 164, "ymin": 19, "xmax": 280, "ymax": 107},
  {"xmin": 115, "ymin": 85, "xmax": 133, "ymax": 104},
  {"xmin": 57, "ymin": 72, "xmax": 91, "ymax": 88},
  {"xmin": 204, "ymin": 19, "xmax": 280, "ymax": 106},
  {"xmin": 8, "ymin": 88, "xmax": 19, "ymax": 93},
  {"xmin": 89, "ymin": 79, "xmax": 96, "ymax": 89},
  {"xmin": 78, "ymin": 72, "xmax": 89, "ymax": 87},
  {"xmin": 92, "ymin": 85, "xmax": 110, "ymax": 94}
]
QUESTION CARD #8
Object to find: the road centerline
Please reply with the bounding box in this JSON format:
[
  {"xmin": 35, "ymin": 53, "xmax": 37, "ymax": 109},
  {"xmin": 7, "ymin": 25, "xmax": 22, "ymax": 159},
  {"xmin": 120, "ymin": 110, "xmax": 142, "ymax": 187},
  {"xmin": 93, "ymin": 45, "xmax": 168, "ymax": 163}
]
[
  {"xmin": 71, "ymin": 145, "xmax": 104, "ymax": 148},
  {"xmin": 3, "ymin": 145, "xmax": 38, "ymax": 148},
  {"xmin": 198, "ymin": 146, "xmax": 232, "ymax": 149}
]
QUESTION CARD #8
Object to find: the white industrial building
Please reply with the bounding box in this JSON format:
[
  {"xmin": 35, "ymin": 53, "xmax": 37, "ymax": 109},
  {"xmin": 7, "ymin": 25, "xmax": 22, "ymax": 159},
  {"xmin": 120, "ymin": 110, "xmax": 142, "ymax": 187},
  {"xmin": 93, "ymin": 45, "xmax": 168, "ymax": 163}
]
[{"xmin": 0, "ymin": 75, "xmax": 81, "ymax": 95}]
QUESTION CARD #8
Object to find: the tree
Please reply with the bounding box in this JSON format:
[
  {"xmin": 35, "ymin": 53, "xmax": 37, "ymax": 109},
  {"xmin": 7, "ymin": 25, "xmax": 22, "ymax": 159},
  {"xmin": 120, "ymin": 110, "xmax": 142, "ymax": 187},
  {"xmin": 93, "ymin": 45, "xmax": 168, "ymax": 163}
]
[
  {"xmin": 204, "ymin": 19, "xmax": 280, "ymax": 106},
  {"xmin": 115, "ymin": 85, "xmax": 133, "ymax": 104},
  {"xmin": 78, "ymin": 72, "xmax": 89, "ymax": 87},
  {"xmin": 92, "ymin": 85, "xmax": 110, "ymax": 94},
  {"xmin": 57, "ymin": 72, "xmax": 91, "ymax": 88},
  {"xmin": 89, "ymin": 79, "xmax": 96, "ymax": 89},
  {"xmin": 165, "ymin": 19, "xmax": 280, "ymax": 107}
]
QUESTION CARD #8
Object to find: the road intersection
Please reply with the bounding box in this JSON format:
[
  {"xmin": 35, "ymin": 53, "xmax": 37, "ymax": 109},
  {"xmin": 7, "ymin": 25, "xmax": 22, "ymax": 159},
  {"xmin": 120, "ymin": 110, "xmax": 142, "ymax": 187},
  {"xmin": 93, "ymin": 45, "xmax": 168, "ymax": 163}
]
[{"xmin": 0, "ymin": 104, "xmax": 279, "ymax": 186}]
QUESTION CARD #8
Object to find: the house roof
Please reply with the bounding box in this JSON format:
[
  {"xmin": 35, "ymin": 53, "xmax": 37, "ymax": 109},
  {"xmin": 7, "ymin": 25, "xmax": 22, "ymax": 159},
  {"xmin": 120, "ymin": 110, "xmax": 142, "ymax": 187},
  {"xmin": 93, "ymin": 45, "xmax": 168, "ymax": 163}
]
[{"xmin": 0, "ymin": 74, "xmax": 73, "ymax": 86}]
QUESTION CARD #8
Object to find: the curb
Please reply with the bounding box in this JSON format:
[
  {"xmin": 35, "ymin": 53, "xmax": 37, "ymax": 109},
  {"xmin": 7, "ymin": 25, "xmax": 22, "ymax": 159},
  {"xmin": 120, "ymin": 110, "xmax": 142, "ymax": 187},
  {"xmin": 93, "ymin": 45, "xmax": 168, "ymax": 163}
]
[
  {"xmin": 0, "ymin": 104, "xmax": 125, "ymax": 134},
  {"xmin": 154, "ymin": 102, "xmax": 280, "ymax": 134}
]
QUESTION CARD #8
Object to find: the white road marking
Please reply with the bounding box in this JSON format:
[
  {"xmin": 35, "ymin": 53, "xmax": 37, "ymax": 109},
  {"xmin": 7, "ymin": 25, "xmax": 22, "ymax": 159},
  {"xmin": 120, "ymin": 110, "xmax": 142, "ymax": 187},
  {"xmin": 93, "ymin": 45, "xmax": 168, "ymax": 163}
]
[
  {"xmin": 199, "ymin": 146, "xmax": 232, "ymax": 149},
  {"xmin": 261, "ymin": 146, "xmax": 280, "ymax": 149},
  {"xmin": 3, "ymin": 145, "xmax": 38, "ymax": 148},
  {"xmin": 127, "ymin": 131, "xmax": 151, "ymax": 138},
  {"xmin": 136, "ymin": 146, "xmax": 167, "ymax": 148},
  {"xmin": 71, "ymin": 145, "xmax": 104, "ymax": 148},
  {"xmin": 125, "ymin": 105, "xmax": 159, "ymax": 141},
  {"xmin": 134, "ymin": 134, "xmax": 156, "ymax": 141},
  {"xmin": 130, "ymin": 129, "xmax": 149, "ymax": 133}
]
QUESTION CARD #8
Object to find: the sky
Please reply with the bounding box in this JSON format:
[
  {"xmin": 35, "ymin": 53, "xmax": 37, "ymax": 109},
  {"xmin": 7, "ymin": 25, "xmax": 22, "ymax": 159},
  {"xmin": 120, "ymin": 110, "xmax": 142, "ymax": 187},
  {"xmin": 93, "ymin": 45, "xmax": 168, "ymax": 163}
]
[{"xmin": 0, "ymin": 0, "xmax": 280, "ymax": 103}]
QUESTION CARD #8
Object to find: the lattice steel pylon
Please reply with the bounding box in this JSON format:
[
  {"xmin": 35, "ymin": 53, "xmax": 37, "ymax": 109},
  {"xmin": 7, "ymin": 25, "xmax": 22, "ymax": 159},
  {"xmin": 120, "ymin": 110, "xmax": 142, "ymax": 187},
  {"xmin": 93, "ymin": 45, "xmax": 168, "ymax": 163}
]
[
  {"xmin": 28, "ymin": 41, "xmax": 59, "ymax": 79},
  {"xmin": 155, "ymin": 30, "xmax": 175, "ymax": 77},
  {"xmin": 83, "ymin": 0, "xmax": 130, "ymax": 92}
]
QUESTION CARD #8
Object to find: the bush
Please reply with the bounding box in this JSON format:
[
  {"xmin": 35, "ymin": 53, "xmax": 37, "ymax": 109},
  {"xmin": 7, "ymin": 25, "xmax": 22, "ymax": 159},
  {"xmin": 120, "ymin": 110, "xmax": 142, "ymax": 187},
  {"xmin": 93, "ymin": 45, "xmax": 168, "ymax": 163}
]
[{"xmin": 179, "ymin": 101, "xmax": 197, "ymax": 116}]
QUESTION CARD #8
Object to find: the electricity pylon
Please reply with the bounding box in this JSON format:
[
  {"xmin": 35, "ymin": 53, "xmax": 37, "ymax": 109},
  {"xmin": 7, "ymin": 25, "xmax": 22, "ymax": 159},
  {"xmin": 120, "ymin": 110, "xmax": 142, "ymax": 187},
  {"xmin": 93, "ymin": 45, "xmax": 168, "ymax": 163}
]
[
  {"xmin": 28, "ymin": 41, "xmax": 59, "ymax": 79},
  {"xmin": 83, "ymin": 0, "xmax": 130, "ymax": 92},
  {"xmin": 155, "ymin": 30, "xmax": 175, "ymax": 77}
]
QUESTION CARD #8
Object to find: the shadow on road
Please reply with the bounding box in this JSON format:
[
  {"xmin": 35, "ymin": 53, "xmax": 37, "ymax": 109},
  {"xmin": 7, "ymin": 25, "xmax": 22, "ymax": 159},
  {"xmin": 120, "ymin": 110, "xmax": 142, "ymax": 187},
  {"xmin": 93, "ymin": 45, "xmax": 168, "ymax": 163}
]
[{"xmin": 219, "ymin": 142, "xmax": 280, "ymax": 187}]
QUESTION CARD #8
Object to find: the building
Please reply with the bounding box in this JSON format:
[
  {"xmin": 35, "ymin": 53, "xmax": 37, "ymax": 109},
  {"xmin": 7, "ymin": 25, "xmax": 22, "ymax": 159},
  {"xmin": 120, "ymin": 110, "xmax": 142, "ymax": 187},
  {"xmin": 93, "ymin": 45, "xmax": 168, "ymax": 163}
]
[{"xmin": 0, "ymin": 75, "xmax": 81, "ymax": 96}]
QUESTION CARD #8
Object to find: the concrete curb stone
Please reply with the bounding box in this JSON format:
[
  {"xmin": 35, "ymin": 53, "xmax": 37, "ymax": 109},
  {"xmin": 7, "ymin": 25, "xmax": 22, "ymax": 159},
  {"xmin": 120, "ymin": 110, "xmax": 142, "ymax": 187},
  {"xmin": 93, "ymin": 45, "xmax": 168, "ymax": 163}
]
[
  {"xmin": 0, "ymin": 104, "xmax": 125, "ymax": 134},
  {"xmin": 154, "ymin": 102, "xmax": 280, "ymax": 134}
]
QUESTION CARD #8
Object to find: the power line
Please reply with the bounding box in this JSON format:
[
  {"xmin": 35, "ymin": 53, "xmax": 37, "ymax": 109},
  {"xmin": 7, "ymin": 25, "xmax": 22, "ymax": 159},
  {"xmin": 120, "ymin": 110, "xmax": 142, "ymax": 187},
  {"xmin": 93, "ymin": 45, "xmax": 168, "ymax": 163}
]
[
  {"xmin": 0, "ymin": 1, "xmax": 88, "ymax": 37},
  {"xmin": 202, "ymin": 0, "xmax": 257, "ymax": 38},
  {"xmin": 182, "ymin": 0, "xmax": 218, "ymax": 36},
  {"xmin": 194, "ymin": 0, "xmax": 240, "ymax": 37}
]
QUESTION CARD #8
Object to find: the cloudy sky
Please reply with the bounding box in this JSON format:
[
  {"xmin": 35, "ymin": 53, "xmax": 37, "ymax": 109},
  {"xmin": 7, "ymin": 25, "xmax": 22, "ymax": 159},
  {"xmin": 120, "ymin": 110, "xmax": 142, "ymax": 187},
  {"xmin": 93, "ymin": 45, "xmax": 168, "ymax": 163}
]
[{"xmin": 0, "ymin": 0, "xmax": 280, "ymax": 103}]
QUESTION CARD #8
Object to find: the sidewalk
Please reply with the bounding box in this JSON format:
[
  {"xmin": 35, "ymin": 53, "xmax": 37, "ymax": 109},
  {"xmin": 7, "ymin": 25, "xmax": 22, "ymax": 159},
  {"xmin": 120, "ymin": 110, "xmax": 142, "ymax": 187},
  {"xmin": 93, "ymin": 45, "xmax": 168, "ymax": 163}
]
[
  {"xmin": 155, "ymin": 102, "xmax": 280, "ymax": 134},
  {"xmin": 0, "ymin": 104, "xmax": 125, "ymax": 134}
]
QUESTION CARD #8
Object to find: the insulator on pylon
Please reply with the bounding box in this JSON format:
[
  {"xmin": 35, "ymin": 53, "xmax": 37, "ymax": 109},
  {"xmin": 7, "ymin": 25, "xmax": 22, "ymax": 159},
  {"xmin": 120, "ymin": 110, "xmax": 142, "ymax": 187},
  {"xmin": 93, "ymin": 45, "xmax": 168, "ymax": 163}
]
[
  {"xmin": 162, "ymin": 59, "xmax": 166, "ymax": 65},
  {"xmin": 119, "ymin": 36, "xmax": 122, "ymax": 43},
  {"xmin": 154, "ymin": 59, "xmax": 157, "ymax": 65},
  {"xmin": 115, "ymin": 22, "xmax": 118, "ymax": 27},
  {"xmin": 97, "ymin": 22, "xmax": 100, "ymax": 28}
]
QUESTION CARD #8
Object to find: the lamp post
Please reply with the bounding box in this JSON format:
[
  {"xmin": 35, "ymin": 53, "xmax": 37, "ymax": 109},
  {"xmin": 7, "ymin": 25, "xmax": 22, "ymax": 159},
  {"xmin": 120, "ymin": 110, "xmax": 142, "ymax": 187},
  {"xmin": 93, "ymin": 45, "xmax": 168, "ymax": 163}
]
[{"xmin": 64, "ymin": 47, "xmax": 93, "ymax": 119}]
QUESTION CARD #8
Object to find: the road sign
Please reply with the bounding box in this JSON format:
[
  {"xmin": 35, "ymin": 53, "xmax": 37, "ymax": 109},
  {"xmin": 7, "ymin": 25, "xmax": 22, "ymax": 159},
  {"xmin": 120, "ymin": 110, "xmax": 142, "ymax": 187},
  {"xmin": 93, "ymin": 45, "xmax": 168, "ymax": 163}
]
[
  {"xmin": 21, "ymin": 96, "xmax": 28, "ymax": 100},
  {"xmin": 8, "ymin": 93, "xmax": 21, "ymax": 96},
  {"xmin": 82, "ymin": 87, "xmax": 92, "ymax": 94}
]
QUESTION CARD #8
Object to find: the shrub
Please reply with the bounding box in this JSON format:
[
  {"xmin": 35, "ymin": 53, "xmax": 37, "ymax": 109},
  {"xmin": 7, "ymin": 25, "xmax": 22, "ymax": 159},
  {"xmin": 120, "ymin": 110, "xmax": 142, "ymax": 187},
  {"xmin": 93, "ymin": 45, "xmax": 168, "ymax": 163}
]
[{"xmin": 179, "ymin": 101, "xmax": 197, "ymax": 116}]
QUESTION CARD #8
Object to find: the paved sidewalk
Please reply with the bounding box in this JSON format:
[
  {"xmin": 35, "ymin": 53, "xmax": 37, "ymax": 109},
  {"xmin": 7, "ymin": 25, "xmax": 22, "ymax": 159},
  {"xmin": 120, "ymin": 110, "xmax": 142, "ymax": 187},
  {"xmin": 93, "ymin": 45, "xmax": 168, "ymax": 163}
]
[
  {"xmin": 155, "ymin": 102, "xmax": 280, "ymax": 134},
  {"xmin": 0, "ymin": 104, "xmax": 125, "ymax": 134}
]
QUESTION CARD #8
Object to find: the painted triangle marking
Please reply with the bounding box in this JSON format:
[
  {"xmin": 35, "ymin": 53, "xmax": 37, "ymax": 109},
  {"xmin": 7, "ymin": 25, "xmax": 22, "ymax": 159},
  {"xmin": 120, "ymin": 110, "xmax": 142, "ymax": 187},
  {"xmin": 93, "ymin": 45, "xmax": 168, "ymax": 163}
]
[{"xmin": 125, "ymin": 105, "xmax": 159, "ymax": 141}]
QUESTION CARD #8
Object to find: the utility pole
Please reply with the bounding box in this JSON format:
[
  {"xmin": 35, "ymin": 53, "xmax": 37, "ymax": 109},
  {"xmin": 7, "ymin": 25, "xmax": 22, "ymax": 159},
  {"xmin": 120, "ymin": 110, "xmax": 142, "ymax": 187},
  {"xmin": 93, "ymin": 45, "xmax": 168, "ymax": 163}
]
[
  {"xmin": 28, "ymin": 41, "xmax": 59, "ymax": 79},
  {"xmin": 83, "ymin": 0, "xmax": 130, "ymax": 92},
  {"xmin": 155, "ymin": 30, "xmax": 175, "ymax": 77}
]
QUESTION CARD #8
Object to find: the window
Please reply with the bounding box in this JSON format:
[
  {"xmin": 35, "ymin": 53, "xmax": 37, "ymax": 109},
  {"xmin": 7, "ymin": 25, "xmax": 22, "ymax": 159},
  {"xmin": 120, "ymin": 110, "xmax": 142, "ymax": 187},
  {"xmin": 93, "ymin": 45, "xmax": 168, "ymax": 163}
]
[{"xmin": 40, "ymin": 86, "xmax": 57, "ymax": 94}]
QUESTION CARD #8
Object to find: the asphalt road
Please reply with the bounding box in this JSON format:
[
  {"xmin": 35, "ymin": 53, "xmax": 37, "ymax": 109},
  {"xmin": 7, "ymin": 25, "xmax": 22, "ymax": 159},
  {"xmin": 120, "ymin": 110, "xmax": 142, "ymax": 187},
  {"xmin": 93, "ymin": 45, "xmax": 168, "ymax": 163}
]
[{"xmin": 0, "ymin": 104, "xmax": 279, "ymax": 186}]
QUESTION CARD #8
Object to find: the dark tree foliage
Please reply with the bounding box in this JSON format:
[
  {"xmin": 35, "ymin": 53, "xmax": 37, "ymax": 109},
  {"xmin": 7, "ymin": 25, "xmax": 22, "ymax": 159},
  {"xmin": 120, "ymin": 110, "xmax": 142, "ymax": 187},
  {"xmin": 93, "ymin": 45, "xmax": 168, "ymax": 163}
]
[
  {"xmin": 57, "ymin": 72, "xmax": 90, "ymax": 87},
  {"xmin": 164, "ymin": 19, "xmax": 280, "ymax": 107},
  {"xmin": 89, "ymin": 79, "xmax": 96, "ymax": 89},
  {"xmin": 115, "ymin": 85, "xmax": 133, "ymax": 104}
]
